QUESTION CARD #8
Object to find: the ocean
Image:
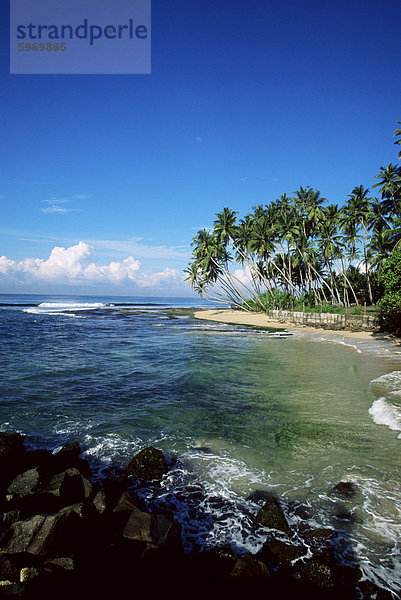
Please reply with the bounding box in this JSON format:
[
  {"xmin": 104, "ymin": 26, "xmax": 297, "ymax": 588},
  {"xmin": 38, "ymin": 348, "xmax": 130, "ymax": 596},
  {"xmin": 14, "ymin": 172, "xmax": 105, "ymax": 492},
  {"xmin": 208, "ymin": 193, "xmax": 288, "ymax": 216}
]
[{"xmin": 1, "ymin": 293, "xmax": 400, "ymax": 594}]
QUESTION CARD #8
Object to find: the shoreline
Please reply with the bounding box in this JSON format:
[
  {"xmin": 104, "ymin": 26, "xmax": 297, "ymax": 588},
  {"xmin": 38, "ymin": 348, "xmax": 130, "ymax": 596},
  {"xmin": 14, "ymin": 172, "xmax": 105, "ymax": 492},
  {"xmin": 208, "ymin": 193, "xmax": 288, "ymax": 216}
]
[{"xmin": 193, "ymin": 309, "xmax": 401, "ymax": 344}]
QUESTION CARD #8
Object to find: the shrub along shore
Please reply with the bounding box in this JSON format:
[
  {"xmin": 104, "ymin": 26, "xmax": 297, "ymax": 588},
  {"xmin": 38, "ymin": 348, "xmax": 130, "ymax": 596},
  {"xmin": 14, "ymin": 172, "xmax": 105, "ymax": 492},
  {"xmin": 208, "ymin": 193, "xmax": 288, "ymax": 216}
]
[{"xmin": 0, "ymin": 433, "xmax": 393, "ymax": 599}]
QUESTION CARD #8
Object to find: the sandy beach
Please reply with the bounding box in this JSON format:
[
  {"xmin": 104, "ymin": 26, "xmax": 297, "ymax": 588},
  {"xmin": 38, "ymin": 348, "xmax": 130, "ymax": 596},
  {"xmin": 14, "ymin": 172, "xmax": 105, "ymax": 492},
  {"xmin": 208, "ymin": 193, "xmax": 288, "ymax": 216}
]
[{"xmin": 193, "ymin": 308, "xmax": 400, "ymax": 343}]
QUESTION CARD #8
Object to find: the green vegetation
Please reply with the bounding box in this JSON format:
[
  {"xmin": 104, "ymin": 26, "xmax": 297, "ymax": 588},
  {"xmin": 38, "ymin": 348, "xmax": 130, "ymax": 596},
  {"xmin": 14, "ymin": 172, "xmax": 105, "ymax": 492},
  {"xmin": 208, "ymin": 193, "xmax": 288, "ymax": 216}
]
[
  {"xmin": 377, "ymin": 247, "xmax": 401, "ymax": 335},
  {"xmin": 185, "ymin": 122, "xmax": 401, "ymax": 333}
]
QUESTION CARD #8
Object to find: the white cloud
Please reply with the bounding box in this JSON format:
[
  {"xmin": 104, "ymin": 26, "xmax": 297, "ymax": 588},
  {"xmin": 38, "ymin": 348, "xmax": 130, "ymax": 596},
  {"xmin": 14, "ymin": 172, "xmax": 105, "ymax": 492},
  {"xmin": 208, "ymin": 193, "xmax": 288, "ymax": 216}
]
[
  {"xmin": 40, "ymin": 193, "xmax": 88, "ymax": 214},
  {"xmin": 41, "ymin": 194, "xmax": 89, "ymax": 204},
  {"xmin": 0, "ymin": 242, "xmax": 184, "ymax": 290},
  {"xmin": 232, "ymin": 265, "xmax": 253, "ymax": 287},
  {"xmin": 41, "ymin": 206, "xmax": 77, "ymax": 214},
  {"xmin": 83, "ymin": 256, "xmax": 141, "ymax": 283},
  {"xmin": 136, "ymin": 267, "xmax": 183, "ymax": 288},
  {"xmin": 0, "ymin": 256, "xmax": 15, "ymax": 274}
]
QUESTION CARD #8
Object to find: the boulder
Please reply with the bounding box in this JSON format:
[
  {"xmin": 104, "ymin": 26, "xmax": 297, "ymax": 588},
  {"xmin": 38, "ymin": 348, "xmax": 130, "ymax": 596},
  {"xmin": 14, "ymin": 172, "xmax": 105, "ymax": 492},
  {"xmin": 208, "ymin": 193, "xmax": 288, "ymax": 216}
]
[
  {"xmin": 182, "ymin": 545, "xmax": 237, "ymax": 580},
  {"xmin": 0, "ymin": 554, "xmax": 19, "ymax": 582},
  {"xmin": 1, "ymin": 510, "xmax": 21, "ymax": 530},
  {"xmin": 302, "ymin": 528, "xmax": 334, "ymax": 542},
  {"xmin": 358, "ymin": 578, "xmax": 394, "ymax": 599},
  {"xmin": 24, "ymin": 449, "xmax": 53, "ymax": 467},
  {"xmin": 246, "ymin": 490, "xmax": 275, "ymax": 504},
  {"xmin": 261, "ymin": 540, "xmax": 307, "ymax": 570},
  {"xmin": 19, "ymin": 566, "xmax": 40, "ymax": 582},
  {"xmin": 332, "ymin": 481, "xmax": 357, "ymax": 498},
  {"xmin": 122, "ymin": 507, "xmax": 181, "ymax": 550},
  {"xmin": 93, "ymin": 475, "xmax": 130, "ymax": 514},
  {"xmin": 230, "ymin": 554, "xmax": 270, "ymax": 577},
  {"xmin": 0, "ymin": 580, "xmax": 24, "ymax": 597},
  {"xmin": 0, "ymin": 433, "xmax": 26, "ymax": 488},
  {"xmin": 293, "ymin": 557, "xmax": 336, "ymax": 589},
  {"xmin": 7, "ymin": 468, "xmax": 41, "ymax": 499},
  {"xmin": 126, "ymin": 447, "xmax": 168, "ymax": 481},
  {"xmin": 2, "ymin": 511, "xmax": 72, "ymax": 555},
  {"xmin": 43, "ymin": 556, "xmax": 75, "ymax": 575},
  {"xmin": 112, "ymin": 490, "xmax": 143, "ymax": 514},
  {"xmin": 41, "ymin": 468, "xmax": 92, "ymax": 505},
  {"xmin": 55, "ymin": 442, "xmax": 81, "ymax": 462},
  {"xmin": 255, "ymin": 497, "xmax": 292, "ymax": 536},
  {"xmin": 121, "ymin": 506, "xmax": 152, "ymax": 543}
]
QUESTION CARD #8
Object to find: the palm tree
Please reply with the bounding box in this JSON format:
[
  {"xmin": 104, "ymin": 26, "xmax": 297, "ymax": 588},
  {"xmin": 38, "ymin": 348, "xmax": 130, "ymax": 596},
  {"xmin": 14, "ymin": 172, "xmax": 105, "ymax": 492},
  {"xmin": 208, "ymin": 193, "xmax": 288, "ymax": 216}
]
[
  {"xmin": 394, "ymin": 121, "xmax": 401, "ymax": 160},
  {"xmin": 346, "ymin": 185, "xmax": 374, "ymax": 303},
  {"xmin": 372, "ymin": 163, "xmax": 401, "ymax": 218},
  {"xmin": 366, "ymin": 197, "xmax": 390, "ymax": 235},
  {"xmin": 317, "ymin": 215, "xmax": 343, "ymax": 304},
  {"xmin": 213, "ymin": 207, "xmax": 238, "ymax": 246}
]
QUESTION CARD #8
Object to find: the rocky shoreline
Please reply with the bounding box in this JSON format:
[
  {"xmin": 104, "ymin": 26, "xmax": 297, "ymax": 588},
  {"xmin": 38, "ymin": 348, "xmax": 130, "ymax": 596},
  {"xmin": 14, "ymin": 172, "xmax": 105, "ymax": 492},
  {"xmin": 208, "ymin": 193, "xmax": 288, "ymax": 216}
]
[{"xmin": 0, "ymin": 433, "xmax": 394, "ymax": 599}]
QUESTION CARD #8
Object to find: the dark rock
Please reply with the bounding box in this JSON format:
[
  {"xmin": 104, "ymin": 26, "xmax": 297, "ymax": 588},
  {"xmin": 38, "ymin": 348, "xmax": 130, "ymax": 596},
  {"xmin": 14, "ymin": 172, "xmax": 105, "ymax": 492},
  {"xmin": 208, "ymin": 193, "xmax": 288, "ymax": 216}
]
[
  {"xmin": 230, "ymin": 553, "xmax": 271, "ymax": 577},
  {"xmin": 92, "ymin": 489, "xmax": 108, "ymax": 514},
  {"xmin": 53, "ymin": 456, "xmax": 92, "ymax": 480},
  {"xmin": 302, "ymin": 528, "xmax": 335, "ymax": 542},
  {"xmin": 0, "ymin": 433, "xmax": 26, "ymax": 488},
  {"xmin": 7, "ymin": 468, "xmax": 41, "ymax": 499},
  {"xmin": 18, "ymin": 492, "xmax": 62, "ymax": 517},
  {"xmin": 2, "ymin": 510, "xmax": 21, "ymax": 529},
  {"xmin": 0, "ymin": 554, "xmax": 19, "ymax": 582},
  {"xmin": 332, "ymin": 481, "xmax": 357, "ymax": 498},
  {"xmin": 255, "ymin": 497, "xmax": 292, "ymax": 536},
  {"xmin": 358, "ymin": 578, "xmax": 394, "ymax": 599},
  {"xmin": 183, "ymin": 545, "xmax": 237, "ymax": 580},
  {"xmin": 149, "ymin": 513, "xmax": 181, "ymax": 549},
  {"xmin": 31, "ymin": 443, "xmax": 92, "ymax": 480},
  {"xmin": 126, "ymin": 447, "xmax": 168, "ymax": 481},
  {"xmin": 292, "ymin": 557, "xmax": 336, "ymax": 589},
  {"xmin": 72, "ymin": 458, "xmax": 92, "ymax": 479},
  {"xmin": 113, "ymin": 490, "xmax": 144, "ymax": 513},
  {"xmin": 40, "ymin": 468, "xmax": 92, "ymax": 506},
  {"xmin": 246, "ymin": 490, "xmax": 275, "ymax": 504},
  {"xmin": 0, "ymin": 580, "xmax": 24, "ymax": 597},
  {"xmin": 2, "ymin": 511, "xmax": 72, "ymax": 555},
  {"xmin": 20, "ymin": 566, "xmax": 40, "ymax": 582},
  {"xmin": 58, "ymin": 502, "xmax": 95, "ymax": 520},
  {"xmin": 334, "ymin": 509, "xmax": 357, "ymax": 523},
  {"xmin": 56, "ymin": 442, "xmax": 81, "ymax": 462},
  {"xmin": 93, "ymin": 475, "xmax": 129, "ymax": 514},
  {"xmin": 121, "ymin": 507, "xmax": 181, "ymax": 550},
  {"xmin": 211, "ymin": 544, "xmax": 236, "ymax": 563},
  {"xmin": 261, "ymin": 540, "xmax": 307, "ymax": 569},
  {"xmin": 43, "ymin": 556, "xmax": 75, "ymax": 574},
  {"xmin": 288, "ymin": 501, "xmax": 314, "ymax": 521},
  {"xmin": 24, "ymin": 449, "xmax": 53, "ymax": 471}
]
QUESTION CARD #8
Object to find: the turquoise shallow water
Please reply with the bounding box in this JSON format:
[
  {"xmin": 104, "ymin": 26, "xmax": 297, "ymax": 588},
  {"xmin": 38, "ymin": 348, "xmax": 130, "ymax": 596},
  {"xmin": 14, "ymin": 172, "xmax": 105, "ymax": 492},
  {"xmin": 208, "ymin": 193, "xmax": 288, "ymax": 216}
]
[{"xmin": 1, "ymin": 294, "xmax": 401, "ymax": 594}]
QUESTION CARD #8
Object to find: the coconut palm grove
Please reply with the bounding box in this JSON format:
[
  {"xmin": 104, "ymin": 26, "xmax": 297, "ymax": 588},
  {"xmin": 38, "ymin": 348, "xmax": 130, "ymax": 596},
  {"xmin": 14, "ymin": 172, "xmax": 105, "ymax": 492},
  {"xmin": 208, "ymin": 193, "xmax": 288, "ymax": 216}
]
[{"xmin": 186, "ymin": 121, "xmax": 401, "ymax": 334}]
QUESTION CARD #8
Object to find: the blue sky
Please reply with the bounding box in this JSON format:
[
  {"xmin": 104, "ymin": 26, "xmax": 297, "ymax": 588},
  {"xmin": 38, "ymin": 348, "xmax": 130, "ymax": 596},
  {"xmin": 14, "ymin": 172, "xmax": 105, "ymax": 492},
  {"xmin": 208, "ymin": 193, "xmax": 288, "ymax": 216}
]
[{"xmin": 0, "ymin": 0, "xmax": 400, "ymax": 296}]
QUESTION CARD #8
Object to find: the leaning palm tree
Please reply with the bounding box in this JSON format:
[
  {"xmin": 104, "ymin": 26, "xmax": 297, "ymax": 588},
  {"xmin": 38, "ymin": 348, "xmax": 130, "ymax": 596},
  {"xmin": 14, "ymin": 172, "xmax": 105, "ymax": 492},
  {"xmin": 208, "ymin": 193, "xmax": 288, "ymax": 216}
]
[
  {"xmin": 317, "ymin": 217, "xmax": 343, "ymax": 304},
  {"xmin": 346, "ymin": 185, "xmax": 374, "ymax": 304}
]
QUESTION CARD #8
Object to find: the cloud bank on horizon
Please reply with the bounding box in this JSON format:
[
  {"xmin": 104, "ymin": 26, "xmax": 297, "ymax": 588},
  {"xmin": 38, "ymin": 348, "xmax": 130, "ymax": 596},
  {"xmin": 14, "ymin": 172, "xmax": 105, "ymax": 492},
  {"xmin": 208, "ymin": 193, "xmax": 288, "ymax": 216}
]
[{"xmin": 0, "ymin": 241, "xmax": 185, "ymax": 291}]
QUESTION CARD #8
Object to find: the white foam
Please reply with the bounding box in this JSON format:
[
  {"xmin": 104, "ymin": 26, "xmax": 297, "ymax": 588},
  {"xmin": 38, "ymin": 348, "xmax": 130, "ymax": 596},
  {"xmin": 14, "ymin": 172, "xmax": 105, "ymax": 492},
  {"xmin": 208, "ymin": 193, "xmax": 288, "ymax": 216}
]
[
  {"xmin": 39, "ymin": 302, "xmax": 104, "ymax": 310},
  {"xmin": 23, "ymin": 302, "xmax": 105, "ymax": 316},
  {"xmin": 370, "ymin": 371, "xmax": 401, "ymax": 393},
  {"xmin": 369, "ymin": 397, "xmax": 401, "ymax": 436},
  {"xmin": 23, "ymin": 308, "xmax": 81, "ymax": 317}
]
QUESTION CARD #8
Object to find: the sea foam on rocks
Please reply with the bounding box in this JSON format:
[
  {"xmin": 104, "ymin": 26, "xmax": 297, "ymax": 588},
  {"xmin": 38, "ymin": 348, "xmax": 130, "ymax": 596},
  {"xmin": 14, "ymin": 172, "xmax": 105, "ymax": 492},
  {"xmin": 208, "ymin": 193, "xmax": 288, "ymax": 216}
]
[{"xmin": 0, "ymin": 432, "xmax": 393, "ymax": 599}]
